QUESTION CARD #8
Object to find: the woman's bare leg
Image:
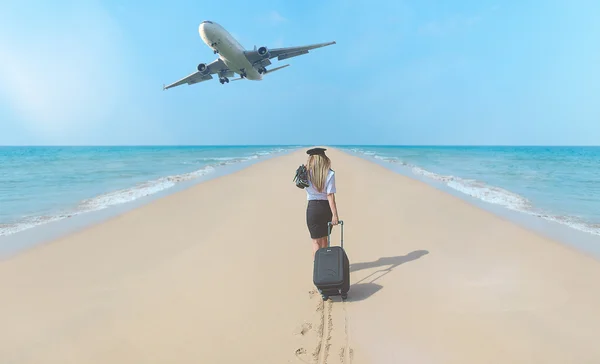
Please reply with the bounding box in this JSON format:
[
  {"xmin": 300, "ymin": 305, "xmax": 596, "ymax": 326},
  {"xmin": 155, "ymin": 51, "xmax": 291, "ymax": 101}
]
[
  {"xmin": 312, "ymin": 237, "xmax": 329, "ymax": 259},
  {"xmin": 319, "ymin": 237, "xmax": 328, "ymax": 249},
  {"xmin": 312, "ymin": 239, "xmax": 321, "ymax": 259}
]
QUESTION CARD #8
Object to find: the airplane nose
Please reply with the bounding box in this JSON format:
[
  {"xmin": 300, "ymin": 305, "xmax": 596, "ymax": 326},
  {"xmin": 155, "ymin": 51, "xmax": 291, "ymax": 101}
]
[
  {"xmin": 199, "ymin": 21, "xmax": 215, "ymax": 43},
  {"xmin": 199, "ymin": 20, "xmax": 214, "ymax": 36}
]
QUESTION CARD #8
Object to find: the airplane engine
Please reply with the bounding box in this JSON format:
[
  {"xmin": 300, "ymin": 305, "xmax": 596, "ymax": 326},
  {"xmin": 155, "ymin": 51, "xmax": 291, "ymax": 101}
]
[
  {"xmin": 258, "ymin": 46, "xmax": 270, "ymax": 58},
  {"xmin": 197, "ymin": 63, "xmax": 208, "ymax": 73}
]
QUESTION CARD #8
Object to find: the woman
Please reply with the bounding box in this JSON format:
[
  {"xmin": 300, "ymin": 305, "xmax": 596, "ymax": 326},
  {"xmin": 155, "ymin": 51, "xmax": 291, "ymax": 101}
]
[{"xmin": 304, "ymin": 147, "xmax": 339, "ymax": 258}]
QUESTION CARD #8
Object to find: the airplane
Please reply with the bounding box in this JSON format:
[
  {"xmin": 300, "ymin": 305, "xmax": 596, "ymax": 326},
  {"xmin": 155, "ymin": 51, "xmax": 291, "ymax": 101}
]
[{"xmin": 163, "ymin": 20, "xmax": 336, "ymax": 90}]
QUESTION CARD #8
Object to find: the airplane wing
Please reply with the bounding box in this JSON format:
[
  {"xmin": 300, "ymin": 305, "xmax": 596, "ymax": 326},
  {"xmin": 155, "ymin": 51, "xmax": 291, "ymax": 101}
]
[
  {"xmin": 244, "ymin": 41, "xmax": 336, "ymax": 65},
  {"xmin": 163, "ymin": 58, "xmax": 231, "ymax": 90}
]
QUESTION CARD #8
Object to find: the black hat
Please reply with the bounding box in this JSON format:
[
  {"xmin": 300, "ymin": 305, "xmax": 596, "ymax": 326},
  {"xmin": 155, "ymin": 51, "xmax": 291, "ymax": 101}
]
[{"xmin": 306, "ymin": 147, "xmax": 327, "ymax": 156}]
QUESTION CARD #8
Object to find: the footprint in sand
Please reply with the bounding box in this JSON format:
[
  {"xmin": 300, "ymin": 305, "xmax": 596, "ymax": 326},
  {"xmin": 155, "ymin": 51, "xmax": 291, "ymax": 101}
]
[
  {"xmin": 298, "ymin": 322, "xmax": 312, "ymax": 336},
  {"xmin": 295, "ymin": 347, "xmax": 310, "ymax": 363},
  {"xmin": 294, "ymin": 322, "xmax": 313, "ymax": 336}
]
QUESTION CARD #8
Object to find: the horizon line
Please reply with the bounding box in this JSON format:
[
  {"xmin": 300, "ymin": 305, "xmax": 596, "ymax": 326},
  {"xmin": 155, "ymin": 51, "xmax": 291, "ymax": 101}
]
[{"xmin": 1, "ymin": 144, "xmax": 599, "ymax": 148}]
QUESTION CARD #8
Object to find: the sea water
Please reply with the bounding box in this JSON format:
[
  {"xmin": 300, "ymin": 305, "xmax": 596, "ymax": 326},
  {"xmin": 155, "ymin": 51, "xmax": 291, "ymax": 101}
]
[
  {"xmin": 3, "ymin": 145, "xmax": 599, "ymax": 240},
  {"xmin": 339, "ymin": 146, "xmax": 600, "ymax": 237},
  {"xmin": 0, "ymin": 146, "xmax": 297, "ymax": 236}
]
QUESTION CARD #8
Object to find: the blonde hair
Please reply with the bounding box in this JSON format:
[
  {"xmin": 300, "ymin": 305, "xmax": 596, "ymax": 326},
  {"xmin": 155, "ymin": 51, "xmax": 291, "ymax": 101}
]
[{"xmin": 307, "ymin": 154, "xmax": 331, "ymax": 192}]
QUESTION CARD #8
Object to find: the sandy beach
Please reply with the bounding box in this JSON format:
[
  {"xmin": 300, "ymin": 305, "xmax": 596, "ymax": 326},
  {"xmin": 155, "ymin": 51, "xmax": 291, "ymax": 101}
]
[{"xmin": 2, "ymin": 147, "xmax": 600, "ymax": 364}]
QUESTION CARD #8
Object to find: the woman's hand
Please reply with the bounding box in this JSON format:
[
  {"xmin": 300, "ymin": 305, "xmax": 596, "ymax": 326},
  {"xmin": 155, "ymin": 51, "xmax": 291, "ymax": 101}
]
[{"xmin": 331, "ymin": 215, "xmax": 339, "ymax": 225}]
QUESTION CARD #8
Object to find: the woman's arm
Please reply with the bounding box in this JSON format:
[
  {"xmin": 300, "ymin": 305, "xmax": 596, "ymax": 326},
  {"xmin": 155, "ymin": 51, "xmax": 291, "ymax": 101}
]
[
  {"xmin": 326, "ymin": 171, "xmax": 338, "ymax": 224},
  {"xmin": 327, "ymin": 193, "xmax": 339, "ymax": 224}
]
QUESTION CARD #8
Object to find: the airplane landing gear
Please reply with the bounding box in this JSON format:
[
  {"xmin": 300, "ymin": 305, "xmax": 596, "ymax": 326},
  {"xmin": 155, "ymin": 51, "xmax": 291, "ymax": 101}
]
[
  {"xmin": 219, "ymin": 77, "xmax": 229, "ymax": 84},
  {"xmin": 239, "ymin": 69, "xmax": 248, "ymax": 78},
  {"xmin": 258, "ymin": 67, "xmax": 267, "ymax": 74}
]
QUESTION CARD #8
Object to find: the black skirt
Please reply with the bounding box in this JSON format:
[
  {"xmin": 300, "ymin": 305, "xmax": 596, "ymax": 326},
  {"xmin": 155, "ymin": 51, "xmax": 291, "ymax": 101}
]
[{"xmin": 306, "ymin": 199, "xmax": 333, "ymax": 239}]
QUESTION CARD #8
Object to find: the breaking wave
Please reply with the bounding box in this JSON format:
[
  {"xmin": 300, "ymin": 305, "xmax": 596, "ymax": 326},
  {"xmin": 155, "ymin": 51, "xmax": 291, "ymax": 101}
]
[
  {"xmin": 349, "ymin": 149, "xmax": 600, "ymax": 236},
  {"xmin": 0, "ymin": 148, "xmax": 288, "ymax": 237}
]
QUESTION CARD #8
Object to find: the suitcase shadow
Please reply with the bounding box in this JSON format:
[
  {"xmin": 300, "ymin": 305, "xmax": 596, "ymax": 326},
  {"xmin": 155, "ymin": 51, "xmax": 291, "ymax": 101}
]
[
  {"xmin": 346, "ymin": 250, "xmax": 429, "ymax": 302},
  {"xmin": 344, "ymin": 282, "xmax": 384, "ymax": 302}
]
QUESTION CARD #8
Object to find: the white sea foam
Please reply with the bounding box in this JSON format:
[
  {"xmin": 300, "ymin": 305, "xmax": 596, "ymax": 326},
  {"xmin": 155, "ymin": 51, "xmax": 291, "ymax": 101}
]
[
  {"xmin": 79, "ymin": 165, "xmax": 216, "ymax": 211},
  {"xmin": 0, "ymin": 215, "xmax": 66, "ymax": 236},
  {"xmin": 0, "ymin": 149, "xmax": 286, "ymax": 237},
  {"xmin": 348, "ymin": 148, "xmax": 600, "ymax": 236},
  {"xmin": 374, "ymin": 155, "xmax": 408, "ymax": 165},
  {"xmin": 410, "ymin": 167, "xmax": 532, "ymax": 211}
]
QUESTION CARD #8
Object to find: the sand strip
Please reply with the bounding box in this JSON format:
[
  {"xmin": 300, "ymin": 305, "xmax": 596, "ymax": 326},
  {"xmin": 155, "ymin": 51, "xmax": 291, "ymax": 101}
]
[{"xmin": 2, "ymin": 147, "xmax": 600, "ymax": 363}]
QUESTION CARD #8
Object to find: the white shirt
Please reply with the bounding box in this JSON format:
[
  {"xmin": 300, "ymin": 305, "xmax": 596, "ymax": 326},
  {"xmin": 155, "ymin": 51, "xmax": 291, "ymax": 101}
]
[{"xmin": 306, "ymin": 169, "xmax": 336, "ymax": 200}]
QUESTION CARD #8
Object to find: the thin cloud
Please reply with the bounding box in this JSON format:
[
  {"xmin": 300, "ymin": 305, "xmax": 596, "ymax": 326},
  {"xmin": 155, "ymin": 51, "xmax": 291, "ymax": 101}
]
[
  {"xmin": 273, "ymin": 36, "xmax": 285, "ymax": 48},
  {"xmin": 419, "ymin": 4, "xmax": 501, "ymax": 37},
  {"xmin": 263, "ymin": 10, "xmax": 287, "ymax": 25},
  {"xmin": 0, "ymin": 1, "xmax": 168, "ymax": 144},
  {"xmin": 418, "ymin": 10, "xmax": 486, "ymax": 37},
  {"xmin": 0, "ymin": 2, "xmax": 125, "ymax": 139}
]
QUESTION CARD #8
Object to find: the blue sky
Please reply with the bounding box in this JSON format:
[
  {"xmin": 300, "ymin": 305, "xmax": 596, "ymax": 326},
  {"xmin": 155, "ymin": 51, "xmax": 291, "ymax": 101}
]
[{"xmin": 0, "ymin": 0, "xmax": 598, "ymax": 146}]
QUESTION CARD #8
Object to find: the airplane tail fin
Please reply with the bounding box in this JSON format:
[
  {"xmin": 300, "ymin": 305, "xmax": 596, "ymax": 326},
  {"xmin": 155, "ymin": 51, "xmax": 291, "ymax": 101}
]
[{"xmin": 265, "ymin": 64, "xmax": 290, "ymax": 74}]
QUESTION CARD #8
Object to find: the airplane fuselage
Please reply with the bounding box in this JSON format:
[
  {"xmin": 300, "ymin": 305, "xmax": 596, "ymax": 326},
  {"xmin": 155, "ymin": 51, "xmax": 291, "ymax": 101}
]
[
  {"xmin": 163, "ymin": 20, "xmax": 335, "ymax": 89},
  {"xmin": 198, "ymin": 21, "xmax": 262, "ymax": 81}
]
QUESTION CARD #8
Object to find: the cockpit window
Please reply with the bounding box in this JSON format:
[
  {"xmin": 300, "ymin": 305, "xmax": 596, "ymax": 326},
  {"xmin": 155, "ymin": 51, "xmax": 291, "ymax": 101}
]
[{"xmin": 201, "ymin": 21, "xmax": 213, "ymax": 24}]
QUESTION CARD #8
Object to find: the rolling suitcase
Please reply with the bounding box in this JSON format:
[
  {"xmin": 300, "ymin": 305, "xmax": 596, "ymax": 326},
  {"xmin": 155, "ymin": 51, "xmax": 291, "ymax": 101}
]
[{"xmin": 313, "ymin": 220, "xmax": 350, "ymax": 300}]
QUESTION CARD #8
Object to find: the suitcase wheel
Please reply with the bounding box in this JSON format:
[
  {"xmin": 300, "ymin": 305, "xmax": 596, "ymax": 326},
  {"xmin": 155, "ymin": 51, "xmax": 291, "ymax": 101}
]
[
  {"xmin": 341, "ymin": 293, "xmax": 348, "ymax": 300},
  {"xmin": 321, "ymin": 294, "xmax": 329, "ymax": 301}
]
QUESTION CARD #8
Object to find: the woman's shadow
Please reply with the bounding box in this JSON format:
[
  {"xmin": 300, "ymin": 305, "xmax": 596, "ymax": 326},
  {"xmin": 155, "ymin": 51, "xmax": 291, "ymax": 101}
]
[{"xmin": 347, "ymin": 250, "xmax": 429, "ymax": 302}]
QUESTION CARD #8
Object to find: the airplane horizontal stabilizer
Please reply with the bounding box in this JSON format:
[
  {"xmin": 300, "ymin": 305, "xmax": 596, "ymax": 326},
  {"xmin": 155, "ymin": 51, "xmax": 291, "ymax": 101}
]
[{"xmin": 265, "ymin": 64, "xmax": 290, "ymax": 74}]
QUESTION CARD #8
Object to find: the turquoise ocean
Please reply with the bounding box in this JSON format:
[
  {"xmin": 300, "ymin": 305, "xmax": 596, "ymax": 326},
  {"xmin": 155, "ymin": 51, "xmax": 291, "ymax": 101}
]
[
  {"xmin": 339, "ymin": 146, "xmax": 600, "ymax": 237},
  {"xmin": 1, "ymin": 145, "xmax": 599, "ymax": 238},
  {"xmin": 0, "ymin": 146, "xmax": 296, "ymax": 236}
]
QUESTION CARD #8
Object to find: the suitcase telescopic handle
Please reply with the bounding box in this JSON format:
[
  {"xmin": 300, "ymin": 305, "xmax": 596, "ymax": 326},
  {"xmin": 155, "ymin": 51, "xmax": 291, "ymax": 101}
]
[{"xmin": 327, "ymin": 220, "xmax": 344, "ymax": 248}]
